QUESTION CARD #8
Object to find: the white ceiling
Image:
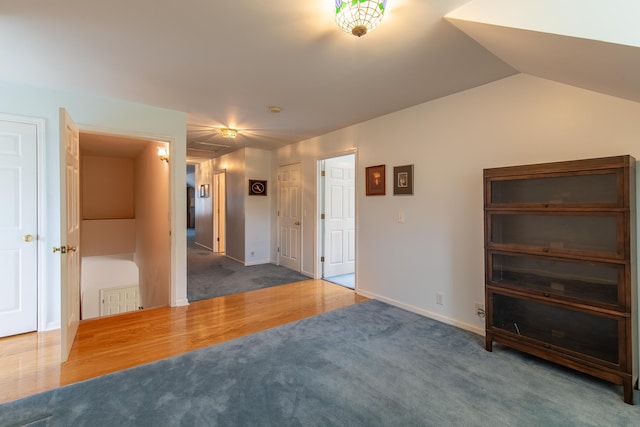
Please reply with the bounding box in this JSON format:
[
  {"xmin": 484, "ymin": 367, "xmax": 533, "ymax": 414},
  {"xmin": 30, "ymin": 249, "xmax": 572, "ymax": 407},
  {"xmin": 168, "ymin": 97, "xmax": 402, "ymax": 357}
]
[{"xmin": 0, "ymin": 1, "xmax": 637, "ymax": 160}]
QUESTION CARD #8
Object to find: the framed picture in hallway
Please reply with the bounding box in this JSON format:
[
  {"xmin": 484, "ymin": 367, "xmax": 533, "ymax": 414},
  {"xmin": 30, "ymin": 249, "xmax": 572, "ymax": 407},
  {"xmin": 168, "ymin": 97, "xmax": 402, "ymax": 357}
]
[
  {"xmin": 365, "ymin": 164, "xmax": 385, "ymax": 196},
  {"xmin": 249, "ymin": 179, "xmax": 267, "ymax": 196},
  {"xmin": 199, "ymin": 184, "xmax": 210, "ymax": 198},
  {"xmin": 393, "ymin": 164, "xmax": 414, "ymax": 195}
]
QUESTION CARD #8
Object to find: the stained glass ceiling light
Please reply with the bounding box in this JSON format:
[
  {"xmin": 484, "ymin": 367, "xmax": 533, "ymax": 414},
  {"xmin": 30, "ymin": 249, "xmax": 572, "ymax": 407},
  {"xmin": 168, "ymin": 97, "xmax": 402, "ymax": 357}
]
[{"xmin": 335, "ymin": 0, "xmax": 387, "ymax": 37}]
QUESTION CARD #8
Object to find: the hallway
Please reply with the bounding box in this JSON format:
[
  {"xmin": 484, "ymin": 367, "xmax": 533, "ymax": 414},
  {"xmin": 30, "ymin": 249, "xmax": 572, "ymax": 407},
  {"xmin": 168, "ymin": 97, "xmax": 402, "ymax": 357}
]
[{"xmin": 187, "ymin": 228, "xmax": 309, "ymax": 300}]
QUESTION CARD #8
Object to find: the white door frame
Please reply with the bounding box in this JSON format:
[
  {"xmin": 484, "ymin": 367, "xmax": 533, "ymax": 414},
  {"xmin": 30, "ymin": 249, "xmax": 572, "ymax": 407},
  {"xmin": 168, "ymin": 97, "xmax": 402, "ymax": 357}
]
[
  {"xmin": 213, "ymin": 169, "xmax": 226, "ymax": 253},
  {"xmin": 0, "ymin": 113, "xmax": 47, "ymax": 332},
  {"xmin": 315, "ymin": 149, "xmax": 357, "ymax": 284}
]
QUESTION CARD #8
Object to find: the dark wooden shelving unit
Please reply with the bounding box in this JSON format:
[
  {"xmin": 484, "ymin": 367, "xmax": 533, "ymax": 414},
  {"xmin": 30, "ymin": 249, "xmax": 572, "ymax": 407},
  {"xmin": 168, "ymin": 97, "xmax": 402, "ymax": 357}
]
[{"xmin": 483, "ymin": 155, "xmax": 637, "ymax": 404}]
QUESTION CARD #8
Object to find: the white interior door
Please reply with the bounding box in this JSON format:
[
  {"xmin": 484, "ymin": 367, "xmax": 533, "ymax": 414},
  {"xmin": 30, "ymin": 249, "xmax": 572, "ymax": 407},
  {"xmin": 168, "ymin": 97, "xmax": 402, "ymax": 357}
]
[
  {"xmin": 59, "ymin": 108, "xmax": 81, "ymax": 362},
  {"xmin": 0, "ymin": 118, "xmax": 38, "ymax": 337},
  {"xmin": 323, "ymin": 155, "xmax": 355, "ymax": 277},
  {"xmin": 278, "ymin": 163, "xmax": 301, "ymax": 271}
]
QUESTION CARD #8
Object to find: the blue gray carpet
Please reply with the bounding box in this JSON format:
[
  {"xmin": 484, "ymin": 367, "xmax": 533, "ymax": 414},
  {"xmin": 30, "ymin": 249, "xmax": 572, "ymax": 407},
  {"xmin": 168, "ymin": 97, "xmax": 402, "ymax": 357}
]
[
  {"xmin": 187, "ymin": 236, "xmax": 309, "ymax": 302},
  {"xmin": 1, "ymin": 300, "xmax": 639, "ymax": 426}
]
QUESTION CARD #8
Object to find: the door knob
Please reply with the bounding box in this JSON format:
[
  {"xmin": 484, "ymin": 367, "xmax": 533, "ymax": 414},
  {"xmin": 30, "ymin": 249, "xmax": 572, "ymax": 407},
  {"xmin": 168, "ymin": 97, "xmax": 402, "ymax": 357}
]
[
  {"xmin": 23, "ymin": 234, "xmax": 34, "ymax": 242},
  {"xmin": 294, "ymin": 221, "xmax": 301, "ymax": 226},
  {"xmin": 67, "ymin": 246, "xmax": 77, "ymax": 252}
]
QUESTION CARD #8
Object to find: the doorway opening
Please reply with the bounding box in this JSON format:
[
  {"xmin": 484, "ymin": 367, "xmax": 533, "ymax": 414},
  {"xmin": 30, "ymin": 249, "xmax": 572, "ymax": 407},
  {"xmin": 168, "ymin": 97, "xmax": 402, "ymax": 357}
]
[
  {"xmin": 319, "ymin": 153, "xmax": 356, "ymax": 289},
  {"xmin": 78, "ymin": 131, "xmax": 171, "ymax": 320}
]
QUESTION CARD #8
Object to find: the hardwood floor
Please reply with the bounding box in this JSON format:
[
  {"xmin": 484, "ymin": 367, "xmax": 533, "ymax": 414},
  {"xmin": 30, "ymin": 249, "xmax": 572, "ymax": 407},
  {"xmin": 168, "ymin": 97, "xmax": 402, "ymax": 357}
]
[{"xmin": 0, "ymin": 280, "xmax": 367, "ymax": 405}]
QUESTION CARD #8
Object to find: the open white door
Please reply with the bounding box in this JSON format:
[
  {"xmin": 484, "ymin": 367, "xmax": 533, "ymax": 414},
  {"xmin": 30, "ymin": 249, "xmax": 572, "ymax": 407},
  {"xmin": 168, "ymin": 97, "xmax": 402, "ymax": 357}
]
[
  {"xmin": 278, "ymin": 163, "xmax": 301, "ymax": 271},
  {"xmin": 0, "ymin": 117, "xmax": 38, "ymax": 337},
  {"xmin": 59, "ymin": 108, "xmax": 81, "ymax": 362},
  {"xmin": 323, "ymin": 155, "xmax": 355, "ymax": 277}
]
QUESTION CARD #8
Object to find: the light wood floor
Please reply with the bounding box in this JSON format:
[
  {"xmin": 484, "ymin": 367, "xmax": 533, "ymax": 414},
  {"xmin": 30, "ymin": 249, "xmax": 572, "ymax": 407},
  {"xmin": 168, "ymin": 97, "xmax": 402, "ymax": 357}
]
[{"xmin": 0, "ymin": 280, "xmax": 367, "ymax": 405}]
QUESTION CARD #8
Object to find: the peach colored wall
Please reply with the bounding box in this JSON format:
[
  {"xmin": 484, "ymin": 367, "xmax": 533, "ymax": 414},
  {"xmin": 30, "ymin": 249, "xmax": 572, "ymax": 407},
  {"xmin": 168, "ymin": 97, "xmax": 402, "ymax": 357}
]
[
  {"xmin": 81, "ymin": 155, "xmax": 134, "ymax": 219},
  {"xmin": 81, "ymin": 219, "xmax": 136, "ymax": 256},
  {"xmin": 134, "ymin": 143, "xmax": 170, "ymax": 309}
]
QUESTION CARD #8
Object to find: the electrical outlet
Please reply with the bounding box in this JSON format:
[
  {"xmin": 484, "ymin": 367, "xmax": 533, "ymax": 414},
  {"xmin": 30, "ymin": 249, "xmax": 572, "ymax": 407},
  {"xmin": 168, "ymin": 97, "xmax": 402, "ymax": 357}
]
[
  {"xmin": 475, "ymin": 302, "xmax": 485, "ymax": 318},
  {"xmin": 436, "ymin": 292, "xmax": 444, "ymax": 306}
]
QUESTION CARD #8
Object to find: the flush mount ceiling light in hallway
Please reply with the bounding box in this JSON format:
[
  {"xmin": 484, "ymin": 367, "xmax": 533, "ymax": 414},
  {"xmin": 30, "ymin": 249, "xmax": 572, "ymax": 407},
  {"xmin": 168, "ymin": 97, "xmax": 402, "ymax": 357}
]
[
  {"xmin": 335, "ymin": 0, "xmax": 387, "ymax": 37},
  {"xmin": 220, "ymin": 128, "xmax": 238, "ymax": 139}
]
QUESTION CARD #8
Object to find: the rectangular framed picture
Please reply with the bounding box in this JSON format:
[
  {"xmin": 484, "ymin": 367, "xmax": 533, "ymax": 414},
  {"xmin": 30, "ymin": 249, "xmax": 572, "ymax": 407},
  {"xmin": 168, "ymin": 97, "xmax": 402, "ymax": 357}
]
[
  {"xmin": 249, "ymin": 179, "xmax": 267, "ymax": 196},
  {"xmin": 393, "ymin": 164, "xmax": 414, "ymax": 195},
  {"xmin": 365, "ymin": 164, "xmax": 386, "ymax": 196},
  {"xmin": 199, "ymin": 184, "xmax": 210, "ymax": 198}
]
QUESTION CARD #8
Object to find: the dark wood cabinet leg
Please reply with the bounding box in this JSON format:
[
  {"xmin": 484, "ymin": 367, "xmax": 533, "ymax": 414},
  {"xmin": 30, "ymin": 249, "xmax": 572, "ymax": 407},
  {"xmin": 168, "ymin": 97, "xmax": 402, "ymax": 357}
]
[
  {"xmin": 623, "ymin": 376, "xmax": 634, "ymax": 404},
  {"xmin": 485, "ymin": 334, "xmax": 493, "ymax": 352}
]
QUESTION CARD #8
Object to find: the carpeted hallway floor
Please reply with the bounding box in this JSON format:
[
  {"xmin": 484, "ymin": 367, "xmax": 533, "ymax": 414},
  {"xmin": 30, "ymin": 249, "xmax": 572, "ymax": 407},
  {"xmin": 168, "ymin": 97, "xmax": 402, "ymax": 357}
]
[{"xmin": 187, "ymin": 229, "xmax": 309, "ymax": 301}]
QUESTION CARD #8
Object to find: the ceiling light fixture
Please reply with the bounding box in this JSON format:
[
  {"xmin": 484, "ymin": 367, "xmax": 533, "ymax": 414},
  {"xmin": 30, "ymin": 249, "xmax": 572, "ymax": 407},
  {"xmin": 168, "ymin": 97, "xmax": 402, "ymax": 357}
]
[
  {"xmin": 335, "ymin": 0, "xmax": 387, "ymax": 37},
  {"xmin": 220, "ymin": 128, "xmax": 238, "ymax": 139}
]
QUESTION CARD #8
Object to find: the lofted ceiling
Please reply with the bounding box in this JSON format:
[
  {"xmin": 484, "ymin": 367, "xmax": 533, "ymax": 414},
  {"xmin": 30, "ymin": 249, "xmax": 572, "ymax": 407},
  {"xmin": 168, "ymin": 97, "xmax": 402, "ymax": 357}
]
[{"xmin": 0, "ymin": 1, "xmax": 637, "ymax": 161}]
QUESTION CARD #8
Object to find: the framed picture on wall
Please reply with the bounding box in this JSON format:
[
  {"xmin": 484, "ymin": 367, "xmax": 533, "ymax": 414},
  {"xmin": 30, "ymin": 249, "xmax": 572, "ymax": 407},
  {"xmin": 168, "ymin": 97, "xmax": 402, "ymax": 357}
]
[
  {"xmin": 199, "ymin": 184, "xmax": 210, "ymax": 198},
  {"xmin": 249, "ymin": 179, "xmax": 267, "ymax": 196},
  {"xmin": 365, "ymin": 164, "xmax": 385, "ymax": 196},
  {"xmin": 393, "ymin": 164, "xmax": 414, "ymax": 195}
]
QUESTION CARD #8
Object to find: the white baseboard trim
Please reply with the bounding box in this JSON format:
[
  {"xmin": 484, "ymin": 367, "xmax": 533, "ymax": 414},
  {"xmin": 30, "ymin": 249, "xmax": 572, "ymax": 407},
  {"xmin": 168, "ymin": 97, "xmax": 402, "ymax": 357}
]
[
  {"xmin": 244, "ymin": 259, "xmax": 270, "ymax": 266},
  {"xmin": 194, "ymin": 242, "xmax": 213, "ymax": 251},
  {"xmin": 301, "ymin": 269, "xmax": 314, "ymax": 278},
  {"xmin": 174, "ymin": 299, "xmax": 190, "ymax": 307},
  {"xmin": 225, "ymin": 255, "xmax": 244, "ymax": 265},
  {"xmin": 356, "ymin": 289, "xmax": 484, "ymax": 336},
  {"xmin": 43, "ymin": 321, "xmax": 61, "ymax": 332}
]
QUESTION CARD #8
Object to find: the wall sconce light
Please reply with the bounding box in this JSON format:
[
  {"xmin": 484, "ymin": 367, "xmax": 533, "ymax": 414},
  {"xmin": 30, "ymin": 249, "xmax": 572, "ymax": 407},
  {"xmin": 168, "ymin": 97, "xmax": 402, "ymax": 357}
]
[{"xmin": 157, "ymin": 147, "xmax": 169, "ymax": 163}]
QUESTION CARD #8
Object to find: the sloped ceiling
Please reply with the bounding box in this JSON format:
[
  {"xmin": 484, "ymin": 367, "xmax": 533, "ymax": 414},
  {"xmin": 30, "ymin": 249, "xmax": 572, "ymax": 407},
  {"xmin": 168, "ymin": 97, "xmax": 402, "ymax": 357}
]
[
  {"xmin": 0, "ymin": 1, "xmax": 637, "ymax": 160},
  {"xmin": 447, "ymin": 0, "xmax": 640, "ymax": 103},
  {"xmin": 0, "ymin": 0, "xmax": 516, "ymax": 160}
]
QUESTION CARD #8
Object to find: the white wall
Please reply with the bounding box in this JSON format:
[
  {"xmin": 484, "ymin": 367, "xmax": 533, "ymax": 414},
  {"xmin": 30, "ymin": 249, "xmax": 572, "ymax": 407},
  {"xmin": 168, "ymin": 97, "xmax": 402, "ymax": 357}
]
[
  {"xmin": 204, "ymin": 147, "xmax": 273, "ymax": 266},
  {"xmin": 0, "ymin": 80, "xmax": 187, "ymax": 330},
  {"xmin": 449, "ymin": 0, "xmax": 640, "ymax": 47},
  {"xmin": 245, "ymin": 148, "xmax": 272, "ymax": 265},
  {"xmin": 277, "ymin": 73, "xmax": 640, "ymax": 334},
  {"xmin": 213, "ymin": 149, "xmax": 246, "ymax": 263},
  {"xmin": 274, "ymin": 133, "xmax": 357, "ymax": 275},
  {"xmin": 81, "ymin": 254, "xmax": 139, "ymax": 319}
]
